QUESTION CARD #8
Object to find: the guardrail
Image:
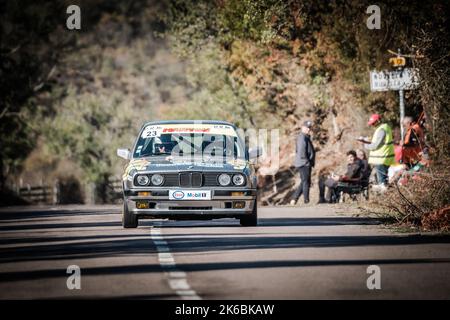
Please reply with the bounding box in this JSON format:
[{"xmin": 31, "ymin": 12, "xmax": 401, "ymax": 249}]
[
  {"xmin": 102, "ymin": 178, "xmax": 123, "ymax": 204},
  {"xmin": 10, "ymin": 177, "xmax": 123, "ymax": 205},
  {"xmin": 15, "ymin": 183, "xmax": 59, "ymax": 205}
]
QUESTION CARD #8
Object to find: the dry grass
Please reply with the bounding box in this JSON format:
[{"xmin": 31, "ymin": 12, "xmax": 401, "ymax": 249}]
[{"xmin": 366, "ymin": 160, "xmax": 450, "ymax": 232}]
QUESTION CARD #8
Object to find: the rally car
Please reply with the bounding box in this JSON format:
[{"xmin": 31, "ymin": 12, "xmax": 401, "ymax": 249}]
[{"xmin": 117, "ymin": 120, "xmax": 261, "ymax": 228}]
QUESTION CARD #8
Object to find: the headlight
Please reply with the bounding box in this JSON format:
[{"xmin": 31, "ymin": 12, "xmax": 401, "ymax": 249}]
[
  {"xmin": 136, "ymin": 175, "xmax": 150, "ymax": 186},
  {"xmin": 218, "ymin": 173, "xmax": 231, "ymax": 186},
  {"xmin": 232, "ymin": 174, "xmax": 245, "ymax": 186},
  {"xmin": 151, "ymin": 174, "xmax": 164, "ymax": 186}
]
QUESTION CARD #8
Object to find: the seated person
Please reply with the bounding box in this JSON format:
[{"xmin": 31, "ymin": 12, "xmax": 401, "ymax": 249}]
[
  {"xmin": 356, "ymin": 149, "xmax": 372, "ymax": 183},
  {"xmin": 318, "ymin": 150, "xmax": 363, "ymax": 203},
  {"xmin": 397, "ymin": 149, "xmax": 430, "ymax": 185},
  {"xmin": 388, "ymin": 163, "xmax": 407, "ymax": 184}
]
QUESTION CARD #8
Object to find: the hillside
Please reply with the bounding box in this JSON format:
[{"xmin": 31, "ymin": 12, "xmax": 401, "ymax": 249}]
[{"xmin": 1, "ymin": 0, "xmax": 449, "ymax": 228}]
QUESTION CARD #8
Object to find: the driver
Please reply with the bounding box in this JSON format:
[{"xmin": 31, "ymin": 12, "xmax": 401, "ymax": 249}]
[
  {"xmin": 155, "ymin": 143, "xmax": 173, "ymax": 155},
  {"xmin": 154, "ymin": 136, "xmax": 174, "ymax": 155}
]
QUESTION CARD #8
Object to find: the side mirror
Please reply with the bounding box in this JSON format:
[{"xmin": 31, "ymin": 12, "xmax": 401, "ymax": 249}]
[
  {"xmin": 117, "ymin": 148, "xmax": 131, "ymax": 160},
  {"xmin": 248, "ymin": 147, "xmax": 263, "ymax": 160}
]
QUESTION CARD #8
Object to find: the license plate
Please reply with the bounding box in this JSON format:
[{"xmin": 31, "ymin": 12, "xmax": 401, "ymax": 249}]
[{"xmin": 169, "ymin": 190, "xmax": 211, "ymax": 200}]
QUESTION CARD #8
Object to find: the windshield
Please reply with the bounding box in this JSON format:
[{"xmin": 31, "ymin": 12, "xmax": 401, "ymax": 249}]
[{"xmin": 133, "ymin": 123, "xmax": 245, "ymax": 160}]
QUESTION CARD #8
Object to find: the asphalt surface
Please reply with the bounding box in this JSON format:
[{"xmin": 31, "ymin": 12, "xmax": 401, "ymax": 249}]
[{"xmin": 0, "ymin": 204, "xmax": 449, "ymax": 299}]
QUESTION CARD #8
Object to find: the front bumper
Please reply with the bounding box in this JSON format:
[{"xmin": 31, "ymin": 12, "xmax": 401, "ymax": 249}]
[{"xmin": 125, "ymin": 188, "xmax": 256, "ymax": 219}]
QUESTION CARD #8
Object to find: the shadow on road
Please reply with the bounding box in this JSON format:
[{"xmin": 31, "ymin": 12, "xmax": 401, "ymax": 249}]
[
  {"xmin": 0, "ymin": 208, "xmax": 119, "ymax": 221},
  {"xmin": 2, "ymin": 257, "xmax": 450, "ymax": 283},
  {"xmin": 0, "ymin": 235, "xmax": 155, "ymax": 263},
  {"xmin": 0, "ymin": 221, "xmax": 122, "ymax": 231},
  {"xmin": 162, "ymin": 233, "xmax": 450, "ymax": 253},
  {"xmin": 156, "ymin": 216, "xmax": 385, "ymax": 228},
  {"xmin": 43, "ymin": 293, "xmax": 179, "ymax": 300},
  {"xmin": 0, "ymin": 233, "xmax": 150, "ymax": 246},
  {"xmin": 1, "ymin": 231, "xmax": 449, "ymax": 265},
  {"xmin": 0, "ymin": 216, "xmax": 381, "ymax": 232},
  {"xmin": 259, "ymin": 217, "xmax": 384, "ymax": 226}
]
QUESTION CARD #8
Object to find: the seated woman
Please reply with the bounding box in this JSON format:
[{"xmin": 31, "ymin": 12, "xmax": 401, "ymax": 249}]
[{"xmin": 318, "ymin": 150, "xmax": 363, "ymax": 203}]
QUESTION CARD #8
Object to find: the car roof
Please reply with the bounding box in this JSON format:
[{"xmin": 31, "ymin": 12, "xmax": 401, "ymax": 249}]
[{"xmin": 142, "ymin": 120, "xmax": 237, "ymax": 128}]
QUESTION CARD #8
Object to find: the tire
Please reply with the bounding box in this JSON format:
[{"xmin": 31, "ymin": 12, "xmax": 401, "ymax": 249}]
[
  {"xmin": 122, "ymin": 201, "xmax": 138, "ymax": 228},
  {"xmin": 240, "ymin": 199, "xmax": 258, "ymax": 227}
]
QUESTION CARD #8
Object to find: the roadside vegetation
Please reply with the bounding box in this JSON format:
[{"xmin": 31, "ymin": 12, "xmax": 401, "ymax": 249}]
[{"xmin": 1, "ymin": 0, "xmax": 448, "ymax": 230}]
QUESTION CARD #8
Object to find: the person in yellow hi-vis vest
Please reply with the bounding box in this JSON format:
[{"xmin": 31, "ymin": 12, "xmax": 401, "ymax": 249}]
[{"xmin": 358, "ymin": 114, "xmax": 395, "ymax": 187}]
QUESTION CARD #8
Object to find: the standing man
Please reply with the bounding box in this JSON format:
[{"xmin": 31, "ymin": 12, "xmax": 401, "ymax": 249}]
[
  {"xmin": 359, "ymin": 114, "xmax": 395, "ymax": 188},
  {"xmin": 290, "ymin": 120, "xmax": 315, "ymax": 205}
]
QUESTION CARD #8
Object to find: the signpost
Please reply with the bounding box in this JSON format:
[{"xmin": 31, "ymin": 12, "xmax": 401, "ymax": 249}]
[
  {"xmin": 369, "ymin": 68, "xmax": 419, "ymax": 92},
  {"xmin": 369, "ymin": 51, "xmax": 420, "ymax": 141}
]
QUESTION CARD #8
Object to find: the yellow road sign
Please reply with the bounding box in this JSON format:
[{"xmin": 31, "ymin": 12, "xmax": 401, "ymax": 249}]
[{"xmin": 389, "ymin": 56, "xmax": 406, "ymax": 67}]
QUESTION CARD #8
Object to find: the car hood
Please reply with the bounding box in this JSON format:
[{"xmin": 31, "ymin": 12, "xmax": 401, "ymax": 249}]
[{"xmin": 124, "ymin": 156, "xmax": 248, "ymax": 176}]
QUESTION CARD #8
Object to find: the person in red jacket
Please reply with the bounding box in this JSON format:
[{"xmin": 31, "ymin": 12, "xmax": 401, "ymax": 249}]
[{"xmin": 401, "ymin": 116, "xmax": 425, "ymax": 166}]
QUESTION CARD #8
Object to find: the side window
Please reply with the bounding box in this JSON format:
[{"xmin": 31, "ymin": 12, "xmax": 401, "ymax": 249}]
[{"xmin": 134, "ymin": 137, "xmax": 154, "ymax": 157}]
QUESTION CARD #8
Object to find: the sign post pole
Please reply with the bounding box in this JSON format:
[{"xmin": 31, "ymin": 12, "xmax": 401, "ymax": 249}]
[
  {"xmin": 396, "ymin": 49, "xmax": 405, "ymax": 142},
  {"xmin": 370, "ymin": 50, "xmax": 419, "ymax": 143},
  {"xmin": 399, "ymin": 88, "xmax": 405, "ymax": 141}
]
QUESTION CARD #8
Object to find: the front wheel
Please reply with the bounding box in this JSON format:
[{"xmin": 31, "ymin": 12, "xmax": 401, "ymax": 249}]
[
  {"xmin": 122, "ymin": 201, "xmax": 138, "ymax": 228},
  {"xmin": 240, "ymin": 200, "xmax": 258, "ymax": 227}
]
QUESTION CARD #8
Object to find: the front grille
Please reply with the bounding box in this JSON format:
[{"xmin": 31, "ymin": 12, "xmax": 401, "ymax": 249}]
[
  {"xmin": 179, "ymin": 173, "xmax": 190, "ymax": 187},
  {"xmin": 169, "ymin": 206, "xmax": 212, "ymax": 210},
  {"xmin": 179, "ymin": 172, "xmax": 204, "ymax": 187},
  {"xmin": 152, "ymin": 172, "xmax": 221, "ymax": 187},
  {"xmin": 191, "ymin": 172, "xmax": 203, "ymax": 187}
]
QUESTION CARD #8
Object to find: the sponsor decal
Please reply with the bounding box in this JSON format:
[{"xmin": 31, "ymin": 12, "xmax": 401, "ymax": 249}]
[
  {"xmin": 162, "ymin": 127, "xmax": 210, "ymax": 133},
  {"xmin": 129, "ymin": 159, "xmax": 151, "ymax": 170},
  {"xmin": 169, "ymin": 189, "xmax": 211, "ymax": 200},
  {"xmin": 172, "ymin": 190, "xmax": 185, "ymax": 200},
  {"xmin": 141, "ymin": 125, "xmax": 164, "ymax": 138},
  {"xmin": 187, "ymin": 192, "xmax": 207, "ymax": 198}
]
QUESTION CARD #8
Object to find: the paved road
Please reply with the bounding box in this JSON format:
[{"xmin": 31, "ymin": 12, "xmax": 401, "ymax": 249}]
[{"xmin": 0, "ymin": 205, "xmax": 449, "ymax": 299}]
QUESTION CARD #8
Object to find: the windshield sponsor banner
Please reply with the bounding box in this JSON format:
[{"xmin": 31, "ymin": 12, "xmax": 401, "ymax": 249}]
[{"xmin": 141, "ymin": 124, "xmax": 237, "ymax": 138}]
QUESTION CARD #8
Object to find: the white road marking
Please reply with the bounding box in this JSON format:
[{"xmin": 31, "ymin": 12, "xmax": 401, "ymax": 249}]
[
  {"xmin": 169, "ymin": 279, "xmax": 190, "ymax": 290},
  {"xmin": 150, "ymin": 223, "xmax": 201, "ymax": 300},
  {"xmin": 176, "ymin": 290, "xmax": 197, "ymax": 296},
  {"xmin": 169, "ymin": 271, "xmax": 187, "ymax": 278}
]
